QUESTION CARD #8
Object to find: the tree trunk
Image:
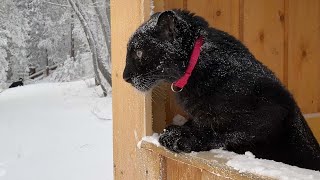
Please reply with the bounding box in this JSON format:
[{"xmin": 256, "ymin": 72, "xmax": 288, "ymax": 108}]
[
  {"xmin": 70, "ymin": 12, "xmax": 75, "ymax": 60},
  {"xmin": 67, "ymin": 0, "xmax": 112, "ymax": 95},
  {"xmin": 91, "ymin": 0, "xmax": 110, "ymax": 61},
  {"xmin": 45, "ymin": 49, "xmax": 49, "ymax": 77}
]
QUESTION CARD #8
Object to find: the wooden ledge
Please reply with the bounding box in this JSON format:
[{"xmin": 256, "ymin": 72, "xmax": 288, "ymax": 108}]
[{"xmin": 140, "ymin": 141, "xmax": 272, "ymax": 180}]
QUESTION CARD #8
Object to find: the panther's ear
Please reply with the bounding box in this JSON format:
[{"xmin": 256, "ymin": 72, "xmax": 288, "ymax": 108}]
[{"xmin": 156, "ymin": 11, "xmax": 177, "ymax": 41}]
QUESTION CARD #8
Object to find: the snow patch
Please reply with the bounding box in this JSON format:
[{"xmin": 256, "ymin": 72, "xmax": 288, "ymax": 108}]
[
  {"xmin": 172, "ymin": 114, "xmax": 188, "ymax": 126},
  {"xmin": 210, "ymin": 149, "xmax": 320, "ymax": 180},
  {"xmin": 0, "ymin": 163, "xmax": 6, "ymax": 177},
  {"xmin": 137, "ymin": 133, "xmax": 160, "ymax": 148},
  {"xmin": 0, "ymin": 168, "xmax": 6, "ymax": 177}
]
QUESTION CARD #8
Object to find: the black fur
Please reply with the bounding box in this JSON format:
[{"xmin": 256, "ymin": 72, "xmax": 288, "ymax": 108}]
[
  {"xmin": 9, "ymin": 78, "xmax": 24, "ymax": 88},
  {"xmin": 123, "ymin": 10, "xmax": 320, "ymax": 171}
]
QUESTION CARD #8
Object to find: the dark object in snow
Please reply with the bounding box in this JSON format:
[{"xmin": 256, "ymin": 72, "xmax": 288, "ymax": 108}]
[
  {"xmin": 9, "ymin": 78, "xmax": 24, "ymax": 88},
  {"xmin": 123, "ymin": 10, "xmax": 320, "ymax": 171}
]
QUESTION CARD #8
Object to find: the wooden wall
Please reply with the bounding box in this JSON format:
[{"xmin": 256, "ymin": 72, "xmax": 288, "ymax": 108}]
[{"xmin": 153, "ymin": 0, "xmax": 320, "ymax": 141}]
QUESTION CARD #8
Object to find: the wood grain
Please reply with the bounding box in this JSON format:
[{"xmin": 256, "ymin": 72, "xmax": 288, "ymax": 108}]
[
  {"xmin": 138, "ymin": 149, "xmax": 165, "ymax": 180},
  {"xmin": 287, "ymin": 0, "xmax": 320, "ymax": 113},
  {"xmin": 141, "ymin": 141, "xmax": 271, "ymax": 180},
  {"xmin": 187, "ymin": 0, "xmax": 215, "ymax": 26},
  {"xmin": 164, "ymin": 0, "xmax": 184, "ymax": 9},
  {"xmin": 201, "ymin": 170, "xmax": 232, "ymax": 180},
  {"xmin": 166, "ymin": 158, "xmax": 202, "ymax": 180},
  {"xmin": 154, "ymin": 0, "xmax": 165, "ymax": 12},
  {"xmin": 243, "ymin": 0, "xmax": 285, "ymax": 82},
  {"xmin": 187, "ymin": 0, "xmax": 240, "ymax": 38},
  {"xmin": 111, "ymin": 0, "xmax": 153, "ymax": 179}
]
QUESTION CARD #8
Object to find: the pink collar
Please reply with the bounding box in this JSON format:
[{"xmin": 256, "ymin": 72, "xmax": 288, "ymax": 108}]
[{"xmin": 171, "ymin": 36, "xmax": 204, "ymax": 92}]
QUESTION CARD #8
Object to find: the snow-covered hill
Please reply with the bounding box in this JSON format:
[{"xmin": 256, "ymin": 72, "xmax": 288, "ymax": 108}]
[{"xmin": 0, "ymin": 79, "xmax": 113, "ymax": 180}]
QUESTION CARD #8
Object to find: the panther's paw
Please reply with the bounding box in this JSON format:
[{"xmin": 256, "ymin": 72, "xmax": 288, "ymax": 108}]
[{"xmin": 159, "ymin": 125, "xmax": 194, "ymax": 153}]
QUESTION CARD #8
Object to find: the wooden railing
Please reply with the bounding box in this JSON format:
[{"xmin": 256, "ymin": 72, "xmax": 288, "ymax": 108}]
[
  {"xmin": 140, "ymin": 141, "xmax": 271, "ymax": 180},
  {"xmin": 29, "ymin": 64, "xmax": 59, "ymax": 79}
]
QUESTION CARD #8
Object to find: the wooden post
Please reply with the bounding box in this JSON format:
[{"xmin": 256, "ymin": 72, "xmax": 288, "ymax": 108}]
[
  {"xmin": 45, "ymin": 66, "xmax": 49, "ymax": 77},
  {"xmin": 111, "ymin": 0, "xmax": 157, "ymax": 179},
  {"xmin": 70, "ymin": 12, "xmax": 75, "ymax": 60}
]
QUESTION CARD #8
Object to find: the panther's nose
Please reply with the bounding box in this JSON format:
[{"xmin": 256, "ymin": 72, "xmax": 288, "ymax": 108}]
[
  {"xmin": 124, "ymin": 76, "xmax": 132, "ymax": 83},
  {"xmin": 123, "ymin": 67, "xmax": 133, "ymax": 83}
]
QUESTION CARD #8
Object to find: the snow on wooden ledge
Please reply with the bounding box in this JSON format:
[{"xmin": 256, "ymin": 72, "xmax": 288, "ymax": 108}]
[{"xmin": 139, "ymin": 134, "xmax": 320, "ymax": 180}]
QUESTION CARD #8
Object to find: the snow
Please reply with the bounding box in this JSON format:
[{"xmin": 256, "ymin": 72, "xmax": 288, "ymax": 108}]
[
  {"xmin": 137, "ymin": 133, "xmax": 160, "ymax": 148},
  {"xmin": 0, "ymin": 79, "xmax": 113, "ymax": 180},
  {"xmin": 210, "ymin": 149, "xmax": 320, "ymax": 180},
  {"xmin": 172, "ymin": 114, "xmax": 188, "ymax": 126},
  {"xmin": 141, "ymin": 134, "xmax": 320, "ymax": 180}
]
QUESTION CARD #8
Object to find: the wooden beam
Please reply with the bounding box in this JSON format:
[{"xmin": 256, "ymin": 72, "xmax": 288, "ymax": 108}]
[
  {"xmin": 111, "ymin": 0, "xmax": 154, "ymax": 179},
  {"xmin": 141, "ymin": 141, "xmax": 271, "ymax": 180}
]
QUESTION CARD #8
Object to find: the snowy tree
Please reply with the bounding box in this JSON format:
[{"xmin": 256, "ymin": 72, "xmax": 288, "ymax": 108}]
[
  {"xmin": 1, "ymin": 0, "xmax": 111, "ymax": 90},
  {"xmin": 19, "ymin": 0, "xmax": 70, "ymax": 69},
  {"xmin": 0, "ymin": 34, "xmax": 9, "ymax": 88},
  {"xmin": 67, "ymin": 0, "xmax": 111, "ymax": 95},
  {"xmin": 48, "ymin": 55, "xmax": 84, "ymax": 82},
  {"xmin": 0, "ymin": 0, "xmax": 29, "ymax": 81}
]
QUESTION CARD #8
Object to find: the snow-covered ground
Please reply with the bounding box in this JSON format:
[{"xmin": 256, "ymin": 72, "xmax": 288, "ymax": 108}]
[{"xmin": 0, "ymin": 79, "xmax": 113, "ymax": 180}]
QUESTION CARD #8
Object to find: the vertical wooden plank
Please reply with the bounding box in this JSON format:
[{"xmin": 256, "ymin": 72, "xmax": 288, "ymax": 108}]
[
  {"xmin": 243, "ymin": 0, "xmax": 285, "ymax": 82},
  {"xmin": 139, "ymin": 151, "xmax": 166, "ymax": 180},
  {"xmin": 154, "ymin": 0, "xmax": 165, "ymax": 12},
  {"xmin": 154, "ymin": 0, "xmax": 185, "ymax": 12},
  {"xmin": 288, "ymin": 0, "xmax": 320, "ymax": 113},
  {"xmin": 212, "ymin": 0, "xmax": 240, "ymax": 38},
  {"xmin": 187, "ymin": 0, "xmax": 215, "ymax": 26},
  {"xmin": 166, "ymin": 158, "xmax": 202, "ymax": 180},
  {"xmin": 111, "ymin": 0, "xmax": 153, "ymax": 179},
  {"xmin": 187, "ymin": 0, "xmax": 240, "ymax": 38},
  {"xmin": 283, "ymin": 0, "xmax": 289, "ymax": 86},
  {"xmin": 239, "ymin": 0, "xmax": 244, "ymax": 41},
  {"xmin": 164, "ymin": 0, "xmax": 184, "ymax": 9}
]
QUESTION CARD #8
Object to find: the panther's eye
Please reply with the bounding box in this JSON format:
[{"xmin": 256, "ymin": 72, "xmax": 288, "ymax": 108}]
[{"xmin": 136, "ymin": 50, "xmax": 143, "ymax": 58}]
